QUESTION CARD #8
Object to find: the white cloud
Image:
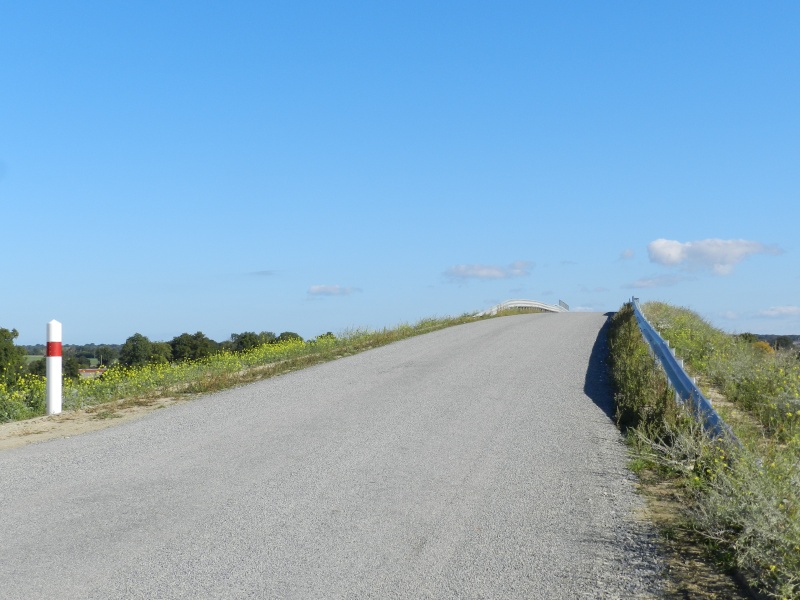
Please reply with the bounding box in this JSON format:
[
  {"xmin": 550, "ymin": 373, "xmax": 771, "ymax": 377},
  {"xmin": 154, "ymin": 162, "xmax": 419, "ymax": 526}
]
[
  {"xmin": 444, "ymin": 260, "xmax": 533, "ymax": 281},
  {"xmin": 251, "ymin": 270, "xmax": 275, "ymax": 276},
  {"xmin": 626, "ymin": 274, "xmax": 687, "ymax": 289},
  {"xmin": 308, "ymin": 284, "xmax": 361, "ymax": 296},
  {"xmin": 620, "ymin": 248, "xmax": 635, "ymax": 260},
  {"xmin": 507, "ymin": 260, "xmax": 532, "ymax": 275},
  {"xmin": 446, "ymin": 265, "xmax": 506, "ymax": 279},
  {"xmin": 759, "ymin": 306, "xmax": 800, "ymax": 318},
  {"xmin": 647, "ymin": 238, "xmax": 781, "ymax": 275}
]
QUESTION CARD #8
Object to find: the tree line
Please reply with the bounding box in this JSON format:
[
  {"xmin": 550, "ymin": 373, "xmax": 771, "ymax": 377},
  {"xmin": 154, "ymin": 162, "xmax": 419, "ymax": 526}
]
[
  {"xmin": 116, "ymin": 330, "xmax": 304, "ymax": 367},
  {"xmin": 736, "ymin": 333, "xmax": 797, "ymax": 352},
  {"xmin": 1, "ymin": 326, "xmax": 318, "ymax": 387}
]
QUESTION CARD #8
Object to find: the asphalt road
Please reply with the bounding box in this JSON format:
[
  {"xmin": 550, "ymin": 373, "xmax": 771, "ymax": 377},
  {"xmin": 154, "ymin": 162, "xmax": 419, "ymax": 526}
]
[{"xmin": 0, "ymin": 313, "xmax": 663, "ymax": 599}]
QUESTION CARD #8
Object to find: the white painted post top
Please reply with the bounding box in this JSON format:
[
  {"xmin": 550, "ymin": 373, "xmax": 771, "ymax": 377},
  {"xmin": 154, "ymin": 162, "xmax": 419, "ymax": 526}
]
[{"xmin": 47, "ymin": 320, "xmax": 62, "ymax": 342}]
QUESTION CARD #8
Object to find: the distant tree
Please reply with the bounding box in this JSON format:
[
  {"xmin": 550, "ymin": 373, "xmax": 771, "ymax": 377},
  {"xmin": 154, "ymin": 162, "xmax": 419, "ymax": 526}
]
[
  {"xmin": 72, "ymin": 345, "xmax": 96, "ymax": 362},
  {"xmin": 258, "ymin": 331, "xmax": 277, "ymax": 345},
  {"xmin": 95, "ymin": 345, "xmax": 119, "ymax": 366},
  {"xmin": 27, "ymin": 358, "xmax": 46, "ymax": 377},
  {"xmin": 195, "ymin": 332, "xmax": 218, "ymax": 357},
  {"xmin": 737, "ymin": 333, "xmax": 758, "ymax": 344},
  {"xmin": 170, "ymin": 333, "xmax": 194, "ymax": 362},
  {"xmin": 0, "ymin": 327, "xmax": 26, "ymax": 387},
  {"xmin": 63, "ymin": 356, "xmax": 81, "ymax": 380},
  {"xmin": 64, "ymin": 347, "xmax": 90, "ymax": 369},
  {"xmin": 170, "ymin": 332, "xmax": 218, "ymax": 362},
  {"xmin": 775, "ymin": 336, "xmax": 794, "ymax": 351},
  {"xmin": 276, "ymin": 332, "xmax": 303, "ymax": 343},
  {"xmin": 230, "ymin": 332, "xmax": 261, "ymax": 352},
  {"xmin": 119, "ymin": 334, "xmax": 154, "ymax": 367},
  {"xmin": 149, "ymin": 342, "xmax": 173, "ymax": 364}
]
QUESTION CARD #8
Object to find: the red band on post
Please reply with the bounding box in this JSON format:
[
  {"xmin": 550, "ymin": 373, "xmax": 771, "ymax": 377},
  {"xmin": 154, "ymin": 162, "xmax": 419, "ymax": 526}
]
[{"xmin": 46, "ymin": 342, "xmax": 62, "ymax": 357}]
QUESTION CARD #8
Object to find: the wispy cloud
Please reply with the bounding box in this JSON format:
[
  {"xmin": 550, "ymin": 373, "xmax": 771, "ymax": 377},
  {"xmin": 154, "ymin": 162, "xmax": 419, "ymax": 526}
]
[
  {"xmin": 619, "ymin": 248, "xmax": 635, "ymax": 260},
  {"xmin": 759, "ymin": 306, "xmax": 800, "ymax": 318},
  {"xmin": 444, "ymin": 260, "xmax": 533, "ymax": 281},
  {"xmin": 647, "ymin": 238, "xmax": 782, "ymax": 275},
  {"xmin": 625, "ymin": 274, "xmax": 688, "ymax": 289},
  {"xmin": 251, "ymin": 270, "xmax": 275, "ymax": 277},
  {"xmin": 308, "ymin": 284, "xmax": 361, "ymax": 296}
]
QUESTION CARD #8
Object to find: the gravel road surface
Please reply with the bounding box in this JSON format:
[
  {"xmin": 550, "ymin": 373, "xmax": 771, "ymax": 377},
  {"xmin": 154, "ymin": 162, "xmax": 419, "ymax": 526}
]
[{"xmin": 1, "ymin": 313, "xmax": 663, "ymax": 599}]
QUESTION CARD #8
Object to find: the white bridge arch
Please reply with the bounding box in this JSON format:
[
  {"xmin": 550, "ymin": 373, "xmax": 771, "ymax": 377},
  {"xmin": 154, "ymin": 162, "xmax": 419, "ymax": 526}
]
[{"xmin": 474, "ymin": 299, "xmax": 569, "ymax": 317}]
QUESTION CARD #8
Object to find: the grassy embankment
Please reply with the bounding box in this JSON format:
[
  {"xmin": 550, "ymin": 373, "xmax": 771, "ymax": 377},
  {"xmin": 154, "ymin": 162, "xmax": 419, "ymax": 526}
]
[
  {"xmin": 608, "ymin": 301, "xmax": 800, "ymax": 599},
  {"xmin": 0, "ymin": 312, "xmax": 517, "ymax": 424}
]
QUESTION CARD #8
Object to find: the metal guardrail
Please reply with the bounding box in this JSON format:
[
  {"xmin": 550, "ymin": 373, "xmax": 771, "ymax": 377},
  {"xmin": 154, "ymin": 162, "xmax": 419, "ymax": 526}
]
[
  {"xmin": 474, "ymin": 299, "xmax": 569, "ymax": 317},
  {"xmin": 631, "ymin": 297, "xmax": 737, "ymax": 442}
]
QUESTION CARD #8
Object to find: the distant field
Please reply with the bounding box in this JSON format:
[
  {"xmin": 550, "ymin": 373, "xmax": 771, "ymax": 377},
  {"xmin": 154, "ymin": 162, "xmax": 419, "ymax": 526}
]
[{"xmin": 24, "ymin": 356, "xmax": 101, "ymax": 367}]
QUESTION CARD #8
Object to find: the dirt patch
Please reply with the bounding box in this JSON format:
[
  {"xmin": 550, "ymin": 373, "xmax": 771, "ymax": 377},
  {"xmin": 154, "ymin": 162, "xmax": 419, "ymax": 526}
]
[
  {"xmin": 634, "ymin": 468, "xmax": 752, "ymax": 599},
  {"xmin": 0, "ymin": 397, "xmax": 188, "ymax": 451}
]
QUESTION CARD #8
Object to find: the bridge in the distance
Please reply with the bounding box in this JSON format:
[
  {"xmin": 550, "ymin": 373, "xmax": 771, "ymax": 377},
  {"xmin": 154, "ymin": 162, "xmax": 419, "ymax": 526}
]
[{"xmin": 474, "ymin": 298, "xmax": 570, "ymax": 316}]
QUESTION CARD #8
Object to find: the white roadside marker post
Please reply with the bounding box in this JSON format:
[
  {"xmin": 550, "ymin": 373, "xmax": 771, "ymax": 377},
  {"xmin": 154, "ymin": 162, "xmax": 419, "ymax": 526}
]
[{"xmin": 46, "ymin": 320, "xmax": 62, "ymax": 415}]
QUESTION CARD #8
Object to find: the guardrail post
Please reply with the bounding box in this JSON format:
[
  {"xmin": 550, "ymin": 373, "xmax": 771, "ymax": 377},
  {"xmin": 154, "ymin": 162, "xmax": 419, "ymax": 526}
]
[{"xmin": 46, "ymin": 320, "xmax": 62, "ymax": 415}]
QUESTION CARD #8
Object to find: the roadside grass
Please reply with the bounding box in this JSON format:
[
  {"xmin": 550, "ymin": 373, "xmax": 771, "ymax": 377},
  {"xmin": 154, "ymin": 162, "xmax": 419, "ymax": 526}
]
[
  {"xmin": 609, "ymin": 302, "xmax": 800, "ymax": 599},
  {"xmin": 0, "ymin": 312, "xmax": 498, "ymax": 424},
  {"xmin": 644, "ymin": 302, "xmax": 800, "ymax": 442}
]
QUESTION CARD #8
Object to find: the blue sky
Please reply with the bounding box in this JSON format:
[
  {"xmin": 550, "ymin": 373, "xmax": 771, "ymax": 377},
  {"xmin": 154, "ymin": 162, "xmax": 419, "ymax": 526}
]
[{"xmin": 2, "ymin": 1, "xmax": 798, "ymax": 345}]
